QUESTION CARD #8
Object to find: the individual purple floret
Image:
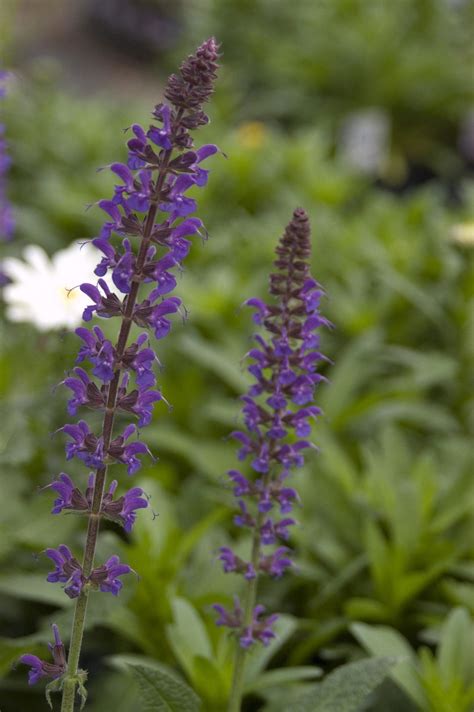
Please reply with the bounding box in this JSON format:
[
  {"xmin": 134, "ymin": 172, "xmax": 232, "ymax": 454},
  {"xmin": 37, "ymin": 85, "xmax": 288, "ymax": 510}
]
[
  {"xmin": 46, "ymin": 545, "xmax": 84, "ymax": 598},
  {"xmin": 214, "ymin": 209, "xmax": 329, "ymax": 651},
  {"xmin": 47, "ymin": 473, "xmax": 89, "ymax": 514},
  {"xmin": 88, "ymin": 555, "xmax": 133, "ymax": 595},
  {"xmin": 240, "ymin": 606, "xmax": 279, "ymax": 649},
  {"xmin": 19, "ymin": 624, "xmax": 66, "ymax": 685},
  {"xmin": 100, "ymin": 480, "xmax": 149, "ymax": 532},
  {"xmin": 212, "ymin": 598, "xmax": 278, "ymax": 649}
]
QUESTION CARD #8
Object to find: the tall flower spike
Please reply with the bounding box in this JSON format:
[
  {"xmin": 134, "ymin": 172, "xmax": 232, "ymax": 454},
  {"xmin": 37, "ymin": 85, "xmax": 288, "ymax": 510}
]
[
  {"xmin": 19, "ymin": 40, "xmax": 219, "ymax": 711},
  {"xmin": 216, "ymin": 209, "xmax": 330, "ymax": 712}
]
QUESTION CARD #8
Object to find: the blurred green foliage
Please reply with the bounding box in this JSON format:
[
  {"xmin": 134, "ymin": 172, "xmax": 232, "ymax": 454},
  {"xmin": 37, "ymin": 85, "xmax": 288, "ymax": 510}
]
[
  {"xmin": 181, "ymin": 0, "xmax": 474, "ymax": 180},
  {"xmin": 1, "ymin": 2, "xmax": 474, "ymax": 710}
]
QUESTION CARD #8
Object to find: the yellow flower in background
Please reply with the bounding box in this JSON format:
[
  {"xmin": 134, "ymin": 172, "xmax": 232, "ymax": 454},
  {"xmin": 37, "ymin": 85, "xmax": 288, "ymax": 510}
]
[
  {"xmin": 237, "ymin": 121, "xmax": 267, "ymax": 149},
  {"xmin": 449, "ymin": 222, "xmax": 474, "ymax": 247}
]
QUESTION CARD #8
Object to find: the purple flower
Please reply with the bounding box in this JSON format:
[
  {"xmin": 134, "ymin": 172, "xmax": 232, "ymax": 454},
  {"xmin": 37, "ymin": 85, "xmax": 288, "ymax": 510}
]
[
  {"xmin": 75, "ymin": 326, "xmax": 116, "ymax": 383},
  {"xmin": 260, "ymin": 517, "xmax": 295, "ymax": 545},
  {"xmin": 61, "ymin": 420, "xmax": 105, "ymax": 469},
  {"xmin": 108, "ymin": 424, "xmax": 152, "ymax": 475},
  {"xmin": 234, "ymin": 500, "xmax": 255, "ymax": 529},
  {"xmin": 228, "ymin": 470, "xmax": 254, "ymax": 497},
  {"xmin": 101, "ymin": 482, "xmax": 148, "ymax": 532},
  {"xmin": 89, "ymin": 555, "xmax": 132, "ymax": 595},
  {"xmin": 218, "ymin": 547, "xmax": 256, "ymax": 580},
  {"xmin": 214, "ymin": 209, "xmax": 329, "ymax": 648},
  {"xmin": 148, "ymin": 104, "xmax": 172, "ymax": 150},
  {"xmin": 212, "ymin": 596, "xmax": 244, "ymax": 630},
  {"xmin": 19, "ymin": 624, "xmax": 66, "ymax": 685},
  {"xmin": 120, "ymin": 334, "xmax": 156, "ymax": 388},
  {"xmin": 46, "ymin": 545, "xmax": 84, "ymax": 598},
  {"xmin": 80, "ymin": 278, "xmax": 122, "ymax": 321},
  {"xmin": 63, "ymin": 367, "xmax": 105, "ymax": 415},
  {"xmin": 259, "ymin": 547, "xmax": 293, "ymax": 578},
  {"xmin": 111, "ymin": 239, "xmax": 135, "ymax": 294},
  {"xmin": 132, "ymin": 387, "xmax": 163, "ymax": 427},
  {"xmin": 240, "ymin": 606, "xmax": 279, "ymax": 649},
  {"xmin": 48, "ymin": 473, "xmax": 89, "ymax": 514}
]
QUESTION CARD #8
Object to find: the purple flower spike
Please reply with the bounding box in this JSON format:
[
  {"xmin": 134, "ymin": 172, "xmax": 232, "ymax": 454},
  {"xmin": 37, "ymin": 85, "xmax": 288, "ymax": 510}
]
[
  {"xmin": 28, "ymin": 38, "xmax": 221, "ymax": 701},
  {"xmin": 214, "ymin": 209, "xmax": 329, "ymax": 650},
  {"xmin": 19, "ymin": 624, "xmax": 66, "ymax": 685}
]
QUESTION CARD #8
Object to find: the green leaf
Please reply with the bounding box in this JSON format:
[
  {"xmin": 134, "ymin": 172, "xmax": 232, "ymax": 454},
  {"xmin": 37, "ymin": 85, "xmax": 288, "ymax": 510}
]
[
  {"xmin": 0, "ymin": 634, "xmax": 44, "ymax": 678},
  {"xmin": 130, "ymin": 664, "xmax": 201, "ymax": 712},
  {"xmin": 351, "ymin": 622, "xmax": 425, "ymax": 707},
  {"xmin": 246, "ymin": 666, "xmax": 322, "ymax": 694},
  {"xmin": 165, "ymin": 597, "xmax": 212, "ymax": 682},
  {"xmin": 192, "ymin": 655, "xmax": 229, "ymax": 706},
  {"xmin": 0, "ymin": 574, "xmax": 72, "ymax": 607},
  {"xmin": 281, "ymin": 657, "xmax": 396, "ymax": 712},
  {"xmin": 438, "ymin": 607, "xmax": 474, "ymax": 688},
  {"xmin": 178, "ymin": 333, "xmax": 248, "ymax": 392}
]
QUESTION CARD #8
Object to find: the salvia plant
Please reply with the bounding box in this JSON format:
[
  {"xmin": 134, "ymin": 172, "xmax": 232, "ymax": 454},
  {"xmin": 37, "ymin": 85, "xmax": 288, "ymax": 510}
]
[
  {"xmin": 19, "ymin": 38, "xmax": 220, "ymax": 711},
  {"xmin": 213, "ymin": 207, "xmax": 331, "ymax": 712}
]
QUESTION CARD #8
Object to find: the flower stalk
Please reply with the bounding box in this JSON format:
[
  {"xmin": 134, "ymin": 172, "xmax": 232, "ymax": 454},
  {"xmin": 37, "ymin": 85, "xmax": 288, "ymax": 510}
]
[{"xmin": 19, "ymin": 38, "xmax": 220, "ymax": 710}]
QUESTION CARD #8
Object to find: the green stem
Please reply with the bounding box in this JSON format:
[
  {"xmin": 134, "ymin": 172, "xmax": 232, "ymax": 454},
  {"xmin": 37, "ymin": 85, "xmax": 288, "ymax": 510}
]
[
  {"xmin": 59, "ymin": 141, "xmax": 176, "ymax": 711},
  {"xmin": 227, "ymin": 514, "xmax": 263, "ymax": 712}
]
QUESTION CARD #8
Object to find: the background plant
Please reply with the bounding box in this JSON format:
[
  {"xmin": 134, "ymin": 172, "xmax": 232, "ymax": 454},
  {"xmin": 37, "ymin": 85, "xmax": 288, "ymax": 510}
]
[{"xmin": 0, "ymin": 2, "xmax": 473, "ymax": 710}]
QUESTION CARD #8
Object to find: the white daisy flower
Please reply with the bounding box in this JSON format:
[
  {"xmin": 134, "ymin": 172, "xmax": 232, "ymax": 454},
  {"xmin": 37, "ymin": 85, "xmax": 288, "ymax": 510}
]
[{"xmin": 3, "ymin": 241, "xmax": 112, "ymax": 331}]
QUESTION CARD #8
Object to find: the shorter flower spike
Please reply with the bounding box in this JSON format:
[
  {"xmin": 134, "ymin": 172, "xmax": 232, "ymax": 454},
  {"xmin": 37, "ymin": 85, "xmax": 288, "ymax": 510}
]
[
  {"xmin": 214, "ymin": 209, "xmax": 329, "ymax": 652},
  {"xmin": 19, "ymin": 624, "xmax": 66, "ymax": 685}
]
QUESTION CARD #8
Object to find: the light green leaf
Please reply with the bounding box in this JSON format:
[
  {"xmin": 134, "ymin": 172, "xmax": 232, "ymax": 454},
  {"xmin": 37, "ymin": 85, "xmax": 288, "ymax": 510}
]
[
  {"xmin": 178, "ymin": 333, "xmax": 248, "ymax": 392},
  {"xmin": 284, "ymin": 657, "xmax": 396, "ymax": 712},
  {"xmin": 246, "ymin": 666, "xmax": 322, "ymax": 693},
  {"xmin": 0, "ymin": 574, "xmax": 72, "ymax": 607},
  {"xmin": 351, "ymin": 622, "xmax": 425, "ymax": 707},
  {"xmin": 438, "ymin": 607, "xmax": 474, "ymax": 687},
  {"xmin": 165, "ymin": 598, "xmax": 212, "ymax": 682},
  {"xmin": 0, "ymin": 634, "xmax": 44, "ymax": 678},
  {"xmin": 130, "ymin": 664, "xmax": 201, "ymax": 712}
]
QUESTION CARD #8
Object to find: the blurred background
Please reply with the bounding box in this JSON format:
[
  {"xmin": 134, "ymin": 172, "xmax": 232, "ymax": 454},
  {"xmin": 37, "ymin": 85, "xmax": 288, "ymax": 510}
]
[{"xmin": 0, "ymin": 1, "xmax": 473, "ymax": 710}]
